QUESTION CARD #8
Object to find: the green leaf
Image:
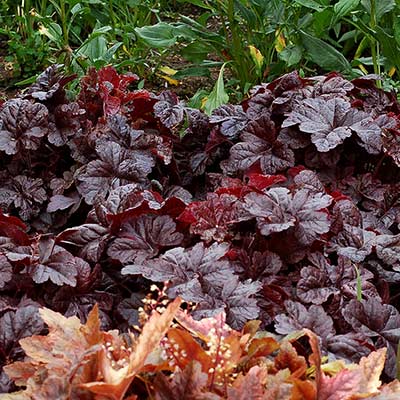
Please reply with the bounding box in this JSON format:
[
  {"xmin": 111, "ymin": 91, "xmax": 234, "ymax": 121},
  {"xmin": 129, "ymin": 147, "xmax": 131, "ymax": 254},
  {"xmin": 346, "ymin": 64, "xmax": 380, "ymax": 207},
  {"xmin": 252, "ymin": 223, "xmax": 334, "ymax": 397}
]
[
  {"xmin": 70, "ymin": 3, "xmax": 84, "ymax": 15},
  {"xmin": 14, "ymin": 74, "xmax": 39, "ymax": 86},
  {"xmin": 176, "ymin": 0, "xmax": 213, "ymax": 10},
  {"xmin": 332, "ymin": 0, "xmax": 360, "ymax": 24},
  {"xmin": 203, "ymin": 63, "xmax": 229, "ymax": 115},
  {"xmin": 279, "ymin": 45, "xmax": 303, "ymax": 66},
  {"xmin": 375, "ymin": 26, "xmax": 400, "ymax": 70},
  {"xmin": 135, "ymin": 23, "xmax": 180, "ymax": 48},
  {"xmin": 312, "ymin": 9, "xmax": 334, "ymax": 36},
  {"xmin": 101, "ymin": 42, "xmax": 122, "ymax": 63},
  {"xmin": 338, "ymin": 29, "xmax": 357, "ymax": 42},
  {"xmin": 77, "ymin": 35, "xmax": 107, "ymax": 62},
  {"xmin": 91, "ymin": 25, "xmax": 112, "ymax": 34},
  {"xmin": 361, "ymin": 0, "xmax": 395, "ymax": 20},
  {"xmin": 294, "ymin": 0, "xmax": 327, "ymax": 11},
  {"xmin": 180, "ymin": 42, "xmax": 211, "ymax": 63},
  {"xmin": 234, "ymin": 0, "xmax": 258, "ymax": 26},
  {"xmin": 83, "ymin": 0, "xmax": 105, "ymax": 4},
  {"xmin": 173, "ymin": 66, "xmax": 211, "ymax": 79},
  {"xmin": 393, "ymin": 18, "xmax": 400, "ymax": 47},
  {"xmin": 300, "ymin": 30, "xmax": 352, "ymax": 72},
  {"xmin": 187, "ymin": 88, "xmax": 209, "ymax": 109},
  {"xmin": 248, "ymin": 45, "xmax": 265, "ymax": 77},
  {"xmin": 353, "ymin": 55, "xmax": 385, "ymax": 65},
  {"xmin": 39, "ymin": 22, "xmax": 62, "ymax": 43}
]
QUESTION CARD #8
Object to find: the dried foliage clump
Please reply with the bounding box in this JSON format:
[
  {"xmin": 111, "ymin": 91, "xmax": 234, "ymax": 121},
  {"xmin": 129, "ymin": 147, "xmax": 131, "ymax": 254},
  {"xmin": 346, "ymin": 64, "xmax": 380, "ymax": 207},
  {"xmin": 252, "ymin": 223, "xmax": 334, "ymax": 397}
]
[{"xmin": 2, "ymin": 299, "xmax": 400, "ymax": 400}]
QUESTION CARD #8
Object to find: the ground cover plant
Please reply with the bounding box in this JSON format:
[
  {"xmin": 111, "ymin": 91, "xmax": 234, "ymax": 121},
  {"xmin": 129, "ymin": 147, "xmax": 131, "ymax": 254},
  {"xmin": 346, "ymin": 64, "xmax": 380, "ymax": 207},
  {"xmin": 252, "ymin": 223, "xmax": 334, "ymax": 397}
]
[{"xmin": 2, "ymin": 64, "xmax": 400, "ymax": 397}]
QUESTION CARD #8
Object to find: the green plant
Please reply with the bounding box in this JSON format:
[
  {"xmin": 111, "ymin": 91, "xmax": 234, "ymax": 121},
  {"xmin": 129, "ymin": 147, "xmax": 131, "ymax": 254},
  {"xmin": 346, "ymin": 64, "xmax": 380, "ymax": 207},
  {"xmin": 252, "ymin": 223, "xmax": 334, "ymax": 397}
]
[
  {"xmin": 0, "ymin": 0, "xmax": 171, "ymax": 85},
  {"xmin": 133, "ymin": 0, "xmax": 363, "ymax": 96},
  {"xmin": 0, "ymin": 1, "xmax": 51, "ymax": 82},
  {"xmin": 132, "ymin": 0, "xmax": 400, "ymax": 97},
  {"xmin": 342, "ymin": 0, "xmax": 400, "ymax": 82}
]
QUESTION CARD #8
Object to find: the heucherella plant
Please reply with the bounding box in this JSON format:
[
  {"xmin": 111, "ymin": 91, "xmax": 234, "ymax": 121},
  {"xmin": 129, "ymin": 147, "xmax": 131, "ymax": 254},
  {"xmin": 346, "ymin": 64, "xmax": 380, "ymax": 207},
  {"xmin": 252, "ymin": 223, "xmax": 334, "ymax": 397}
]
[{"xmin": 2, "ymin": 65, "xmax": 400, "ymax": 393}]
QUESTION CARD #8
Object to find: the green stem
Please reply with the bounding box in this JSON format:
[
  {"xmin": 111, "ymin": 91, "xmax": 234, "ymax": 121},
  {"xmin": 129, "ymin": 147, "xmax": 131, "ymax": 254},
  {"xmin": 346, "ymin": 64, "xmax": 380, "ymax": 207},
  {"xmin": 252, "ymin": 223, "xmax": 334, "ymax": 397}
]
[
  {"xmin": 40, "ymin": 0, "xmax": 47, "ymax": 15},
  {"xmin": 226, "ymin": 0, "xmax": 247, "ymax": 90},
  {"xmin": 109, "ymin": 0, "xmax": 116, "ymax": 30},
  {"xmin": 59, "ymin": 0, "xmax": 68, "ymax": 47},
  {"xmin": 370, "ymin": 0, "xmax": 382, "ymax": 87}
]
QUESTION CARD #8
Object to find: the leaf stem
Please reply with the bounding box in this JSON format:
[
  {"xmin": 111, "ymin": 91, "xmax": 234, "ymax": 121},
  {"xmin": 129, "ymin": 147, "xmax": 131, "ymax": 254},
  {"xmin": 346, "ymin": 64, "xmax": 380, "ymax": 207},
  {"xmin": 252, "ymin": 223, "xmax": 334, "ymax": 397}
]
[
  {"xmin": 370, "ymin": 0, "xmax": 382, "ymax": 87},
  {"xmin": 60, "ymin": 0, "xmax": 68, "ymax": 47}
]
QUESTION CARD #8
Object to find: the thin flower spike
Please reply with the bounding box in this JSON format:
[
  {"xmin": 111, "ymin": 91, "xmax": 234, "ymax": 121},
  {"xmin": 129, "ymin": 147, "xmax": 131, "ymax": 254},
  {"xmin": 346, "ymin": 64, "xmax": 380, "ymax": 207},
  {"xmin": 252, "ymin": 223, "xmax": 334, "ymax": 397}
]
[{"xmin": 80, "ymin": 297, "xmax": 182, "ymax": 400}]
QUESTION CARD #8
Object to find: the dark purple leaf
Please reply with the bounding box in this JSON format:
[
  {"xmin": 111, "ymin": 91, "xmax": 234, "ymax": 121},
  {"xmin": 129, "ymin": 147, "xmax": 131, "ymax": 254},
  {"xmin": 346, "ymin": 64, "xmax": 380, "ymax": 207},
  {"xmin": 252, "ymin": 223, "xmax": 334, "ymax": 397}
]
[
  {"xmin": 0, "ymin": 99, "xmax": 48, "ymax": 155},
  {"xmin": 57, "ymin": 223, "xmax": 110, "ymax": 263},
  {"xmin": 312, "ymin": 74, "xmax": 354, "ymax": 98},
  {"xmin": 283, "ymin": 97, "xmax": 380, "ymax": 152},
  {"xmin": 382, "ymin": 121, "xmax": 400, "ymax": 167},
  {"xmin": 234, "ymin": 250, "xmax": 283, "ymax": 282},
  {"xmin": 209, "ymin": 104, "xmax": 248, "ymax": 139},
  {"xmin": 177, "ymin": 193, "xmax": 246, "ymax": 242},
  {"xmin": 244, "ymin": 187, "xmax": 332, "ymax": 244},
  {"xmin": 0, "ymin": 254, "xmax": 13, "ymax": 288},
  {"xmin": 243, "ymin": 187, "xmax": 295, "ymax": 236},
  {"xmin": 329, "ymin": 225, "xmax": 376, "ymax": 263},
  {"xmin": 244, "ymin": 86, "xmax": 274, "ymax": 118},
  {"xmin": 351, "ymin": 117, "xmax": 383, "ymax": 154},
  {"xmin": 48, "ymin": 102, "xmax": 86, "ymax": 146},
  {"xmin": 107, "ymin": 215, "xmax": 183, "ymax": 264},
  {"xmin": 293, "ymin": 169, "xmax": 325, "ymax": 193},
  {"xmin": 220, "ymin": 277, "xmax": 261, "ymax": 330},
  {"xmin": 327, "ymin": 332, "xmax": 374, "ymax": 362},
  {"xmin": 274, "ymin": 300, "xmax": 335, "ymax": 346},
  {"xmin": 122, "ymin": 242, "xmax": 231, "ymax": 285},
  {"xmin": 376, "ymin": 234, "xmax": 400, "ymax": 266},
  {"xmin": 116, "ymin": 293, "xmax": 143, "ymax": 326},
  {"xmin": 23, "ymin": 64, "xmax": 74, "ymax": 102},
  {"xmin": 342, "ymin": 298, "xmax": 400, "ymax": 342},
  {"xmin": 327, "ymin": 199, "xmax": 376, "ymax": 262},
  {"xmin": 0, "ymin": 304, "xmax": 44, "ymax": 361},
  {"xmin": 277, "ymin": 127, "xmax": 310, "ymax": 150},
  {"xmin": 297, "ymin": 265, "xmax": 339, "ymax": 304},
  {"xmin": 221, "ymin": 116, "xmax": 295, "ymax": 175},
  {"xmin": 47, "ymin": 194, "xmax": 79, "ymax": 213},
  {"xmin": 17, "ymin": 237, "xmax": 81, "ymax": 286},
  {"xmin": 0, "ymin": 176, "xmax": 47, "ymax": 221},
  {"xmin": 342, "ymin": 298, "xmax": 400, "ymax": 377},
  {"xmin": 268, "ymin": 70, "xmax": 307, "ymax": 96},
  {"xmin": 154, "ymin": 91, "xmax": 186, "ymax": 129},
  {"xmin": 282, "ymin": 98, "xmax": 352, "ymax": 152},
  {"xmin": 122, "ymin": 242, "xmax": 259, "ymax": 328},
  {"xmin": 76, "ymin": 141, "xmax": 155, "ymax": 204},
  {"xmin": 340, "ymin": 173, "xmax": 386, "ymax": 203},
  {"xmin": 365, "ymin": 259, "xmax": 400, "ymax": 283}
]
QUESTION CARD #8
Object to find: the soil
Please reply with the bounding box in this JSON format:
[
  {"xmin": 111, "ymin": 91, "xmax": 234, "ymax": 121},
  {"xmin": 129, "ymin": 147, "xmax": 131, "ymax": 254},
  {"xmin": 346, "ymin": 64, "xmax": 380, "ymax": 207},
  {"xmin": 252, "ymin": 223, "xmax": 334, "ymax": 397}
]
[{"xmin": 143, "ymin": 55, "xmax": 216, "ymax": 100}]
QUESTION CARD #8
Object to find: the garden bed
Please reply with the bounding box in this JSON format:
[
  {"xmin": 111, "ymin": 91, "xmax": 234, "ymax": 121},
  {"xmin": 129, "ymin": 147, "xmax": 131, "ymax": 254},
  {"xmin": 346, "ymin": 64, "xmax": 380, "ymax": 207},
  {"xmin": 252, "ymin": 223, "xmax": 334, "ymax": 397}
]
[{"xmin": 1, "ymin": 64, "xmax": 400, "ymax": 398}]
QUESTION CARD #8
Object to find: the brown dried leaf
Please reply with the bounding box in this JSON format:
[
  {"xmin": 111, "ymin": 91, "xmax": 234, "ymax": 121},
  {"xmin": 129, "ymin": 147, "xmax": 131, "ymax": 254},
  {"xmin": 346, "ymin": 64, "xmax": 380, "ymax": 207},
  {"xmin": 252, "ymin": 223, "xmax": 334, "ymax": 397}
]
[
  {"xmin": 319, "ymin": 348, "xmax": 386, "ymax": 400},
  {"xmin": 81, "ymin": 298, "xmax": 181, "ymax": 400}
]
